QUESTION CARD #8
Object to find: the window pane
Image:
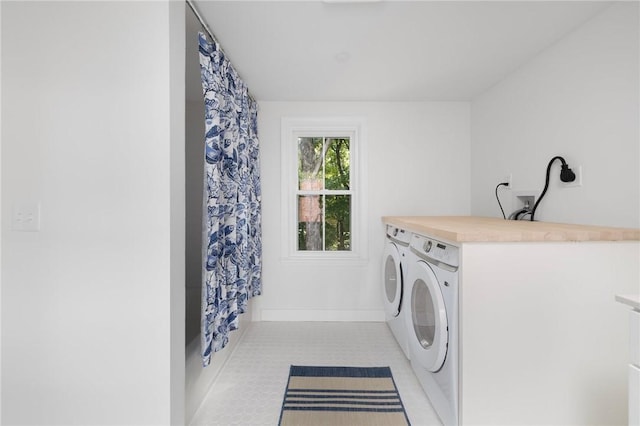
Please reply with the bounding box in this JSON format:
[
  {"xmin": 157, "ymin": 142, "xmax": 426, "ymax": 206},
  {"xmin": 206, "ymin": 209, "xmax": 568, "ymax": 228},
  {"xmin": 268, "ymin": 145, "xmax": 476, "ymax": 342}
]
[
  {"xmin": 325, "ymin": 138, "xmax": 350, "ymax": 190},
  {"xmin": 325, "ymin": 195, "xmax": 351, "ymax": 251},
  {"xmin": 298, "ymin": 137, "xmax": 325, "ymax": 190},
  {"xmin": 298, "ymin": 195, "xmax": 323, "ymax": 251}
]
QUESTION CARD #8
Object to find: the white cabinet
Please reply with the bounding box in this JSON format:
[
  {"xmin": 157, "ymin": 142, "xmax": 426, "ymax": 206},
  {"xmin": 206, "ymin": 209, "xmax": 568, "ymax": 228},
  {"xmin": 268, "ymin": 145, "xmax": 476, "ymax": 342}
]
[
  {"xmin": 631, "ymin": 310, "xmax": 640, "ymax": 366},
  {"xmin": 456, "ymin": 243, "xmax": 639, "ymax": 425},
  {"xmin": 616, "ymin": 297, "xmax": 640, "ymax": 426},
  {"xmin": 630, "ymin": 364, "xmax": 639, "ymax": 426},
  {"xmin": 629, "ymin": 309, "xmax": 640, "ymax": 426}
]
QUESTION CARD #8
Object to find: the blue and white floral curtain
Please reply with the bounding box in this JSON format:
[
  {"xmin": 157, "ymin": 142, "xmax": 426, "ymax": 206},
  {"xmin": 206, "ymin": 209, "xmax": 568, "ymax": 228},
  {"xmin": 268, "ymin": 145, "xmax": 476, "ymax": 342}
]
[{"xmin": 198, "ymin": 32, "xmax": 262, "ymax": 366}]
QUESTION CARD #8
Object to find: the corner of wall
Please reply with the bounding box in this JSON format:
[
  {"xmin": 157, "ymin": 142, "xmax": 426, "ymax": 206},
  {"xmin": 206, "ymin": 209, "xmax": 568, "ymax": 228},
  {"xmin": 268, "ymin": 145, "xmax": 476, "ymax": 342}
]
[{"xmin": 170, "ymin": 1, "xmax": 187, "ymax": 425}]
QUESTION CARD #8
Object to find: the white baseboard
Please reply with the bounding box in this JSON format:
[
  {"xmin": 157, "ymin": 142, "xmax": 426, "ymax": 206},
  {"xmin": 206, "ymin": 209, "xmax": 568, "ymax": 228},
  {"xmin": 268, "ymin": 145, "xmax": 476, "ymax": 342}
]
[
  {"xmin": 260, "ymin": 309, "xmax": 385, "ymax": 322},
  {"xmin": 186, "ymin": 301, "xmax": 253, "ymax": 424}
]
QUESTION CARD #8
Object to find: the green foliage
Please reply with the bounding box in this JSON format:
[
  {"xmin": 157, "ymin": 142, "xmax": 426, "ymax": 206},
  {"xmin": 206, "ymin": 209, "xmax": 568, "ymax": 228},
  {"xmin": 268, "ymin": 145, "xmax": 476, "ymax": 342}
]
[
  {"xmin": 297, "ymin": 137, "xmax": 351, "ymax": 251},
  {"xmin": 325, "ymin": 138, "xmax": 350, "ymax": 190},
  {"xmin": 325, "ymin": 195, "xmax": 350, "ymax": 251}
]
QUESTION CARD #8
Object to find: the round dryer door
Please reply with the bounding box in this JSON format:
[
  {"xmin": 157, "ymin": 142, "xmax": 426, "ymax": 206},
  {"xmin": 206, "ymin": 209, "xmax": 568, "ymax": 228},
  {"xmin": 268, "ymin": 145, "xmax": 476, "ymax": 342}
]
[
  {"xmin": 382, "ymin": 241, "xmax": 403, "ymax": 317},
  {"xmin": 408, "ymin": 260, "xmax": 448, "ymax": 372}
]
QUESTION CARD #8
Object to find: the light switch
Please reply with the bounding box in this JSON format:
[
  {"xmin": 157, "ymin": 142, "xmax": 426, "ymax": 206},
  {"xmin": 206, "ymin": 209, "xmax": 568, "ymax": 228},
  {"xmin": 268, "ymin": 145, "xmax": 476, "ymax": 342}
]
[{"xmin": 12, "ymin": 203, "xmax": 41, "ymax": 232}]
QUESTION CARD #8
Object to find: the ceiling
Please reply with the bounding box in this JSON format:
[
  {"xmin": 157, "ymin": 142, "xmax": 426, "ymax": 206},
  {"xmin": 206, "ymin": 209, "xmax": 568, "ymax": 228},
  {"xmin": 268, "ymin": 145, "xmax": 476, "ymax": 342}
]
[{"xmin": 187, "ymin": 1, "xmax": 611, "ymax": 102}]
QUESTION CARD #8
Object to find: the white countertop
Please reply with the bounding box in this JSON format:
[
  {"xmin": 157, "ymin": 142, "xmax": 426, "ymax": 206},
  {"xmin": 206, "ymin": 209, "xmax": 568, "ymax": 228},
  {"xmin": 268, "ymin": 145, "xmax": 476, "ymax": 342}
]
[{"xmin": 615, "ymin": 294, "xmax": 640, "ymax": 310}]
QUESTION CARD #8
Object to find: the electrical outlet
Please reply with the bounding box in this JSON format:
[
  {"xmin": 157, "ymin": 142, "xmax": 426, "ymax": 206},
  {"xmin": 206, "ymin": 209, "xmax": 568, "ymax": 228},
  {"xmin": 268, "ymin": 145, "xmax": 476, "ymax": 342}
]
[
  {"xmin": 515, "ymin": 193, "xmax": 535, "ymax": 210},
  {"xmin": 511, "ymin": 191, "xmax": 537, "ymax": 220},
  {"xmin": 505, "ymin": 173, "xmax": 513, "ymax": 188},
  {"xmin": 562, "ymin": 165, "xmax": 582, "ymax": 188}
]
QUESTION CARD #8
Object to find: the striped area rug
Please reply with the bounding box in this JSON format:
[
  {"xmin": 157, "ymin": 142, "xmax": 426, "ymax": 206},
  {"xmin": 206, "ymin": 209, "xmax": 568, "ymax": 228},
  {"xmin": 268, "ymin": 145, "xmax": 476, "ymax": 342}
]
[{"xmin": 278, "ymin": 366, "xmax": 411, "ymax": 426}]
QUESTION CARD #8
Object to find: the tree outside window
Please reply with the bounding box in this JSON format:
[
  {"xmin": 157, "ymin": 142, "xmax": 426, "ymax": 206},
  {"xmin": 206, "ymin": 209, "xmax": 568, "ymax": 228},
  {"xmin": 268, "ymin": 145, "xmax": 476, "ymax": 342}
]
[{"xmin": 297, "ymin": 136, "xmax": 351, "ymax": 251}]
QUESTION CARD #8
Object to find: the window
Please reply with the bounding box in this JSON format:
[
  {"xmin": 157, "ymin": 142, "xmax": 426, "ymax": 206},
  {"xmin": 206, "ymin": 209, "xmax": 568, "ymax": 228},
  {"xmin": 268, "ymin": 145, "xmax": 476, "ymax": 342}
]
[
  {"xmin": 281, "ymin": 117, "xmax": 367, "ymax": 261},
  {"xmin": 297, "ymin": 136, "xmax": 351, "ymax": 251}
]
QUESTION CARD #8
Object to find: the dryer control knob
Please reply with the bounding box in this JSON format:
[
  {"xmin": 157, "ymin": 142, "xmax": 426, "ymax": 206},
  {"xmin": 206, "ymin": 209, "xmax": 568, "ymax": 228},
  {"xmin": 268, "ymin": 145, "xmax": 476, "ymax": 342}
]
[
  {"xmin": 393, "ymin": 228, "xmax": 399, "ymax": 237},
  {"xmin": 424, "ymin": 240, "xmax": 432, "ymax": 253}
]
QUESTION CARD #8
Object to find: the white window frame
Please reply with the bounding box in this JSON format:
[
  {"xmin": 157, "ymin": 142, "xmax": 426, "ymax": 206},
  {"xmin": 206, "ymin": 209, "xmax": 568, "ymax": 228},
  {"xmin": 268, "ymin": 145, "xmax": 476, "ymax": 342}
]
[{"xmin": 281, "ymin": 117, "xmax": 367, "ymax": 263}]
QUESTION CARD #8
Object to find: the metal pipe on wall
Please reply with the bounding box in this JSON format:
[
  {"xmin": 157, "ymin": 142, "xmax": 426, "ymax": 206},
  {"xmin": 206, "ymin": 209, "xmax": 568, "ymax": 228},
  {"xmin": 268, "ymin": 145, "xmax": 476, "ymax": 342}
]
[{"xmin": 185, "ymin": 0, "xmax": 256, "ymax": 103}]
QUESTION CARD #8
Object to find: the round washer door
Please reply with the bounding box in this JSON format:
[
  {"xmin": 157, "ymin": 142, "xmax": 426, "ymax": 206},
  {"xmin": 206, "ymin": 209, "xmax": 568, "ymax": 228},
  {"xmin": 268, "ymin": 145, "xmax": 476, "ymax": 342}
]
[
  {"xmin": 382, "ymin": 241, "xmax": 403, "ymax": 317},
  {"xmin": 408, "ymin": 260, "xmax": 448, "ymax": 372}
]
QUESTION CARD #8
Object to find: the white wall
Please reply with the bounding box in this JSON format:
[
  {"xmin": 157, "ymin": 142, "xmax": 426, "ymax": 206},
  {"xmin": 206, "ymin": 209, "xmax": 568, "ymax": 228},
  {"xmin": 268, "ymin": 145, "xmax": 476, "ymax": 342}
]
[
  {"xmin": 169, "ymin": 1, "xmax": 187, "ymax": 424},
  {"xmin": 1, "ymin": 2, "xmax": 185, "ymax": 424},
  {"xmin": 184, "ymin": 15, "xmax": 206, "ymax": 345},
  {"xmin": 256, "ymin": 102, "xmax": 470, "ymax": 321},
  {"xmin": 185, "ymin": 97, "xmax": 204, "ymax": 344},
  {"xmin": 470, "ymin": 3, "xmax": 639, "ymax": 228},
  {"xmin": 0, "ymin": 2, "xmax": 3, "ymax": 421}
]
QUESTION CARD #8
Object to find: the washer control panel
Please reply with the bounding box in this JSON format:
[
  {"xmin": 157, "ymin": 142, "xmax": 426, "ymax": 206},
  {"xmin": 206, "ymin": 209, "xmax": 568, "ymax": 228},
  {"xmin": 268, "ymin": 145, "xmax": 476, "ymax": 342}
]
[
  {"xmin": 386, "ymin": 225, "xmax": 412, "ymax": 245},
  {"xmin": 410, "ymin": 234, "xmax": 459, "ymax": 269}
]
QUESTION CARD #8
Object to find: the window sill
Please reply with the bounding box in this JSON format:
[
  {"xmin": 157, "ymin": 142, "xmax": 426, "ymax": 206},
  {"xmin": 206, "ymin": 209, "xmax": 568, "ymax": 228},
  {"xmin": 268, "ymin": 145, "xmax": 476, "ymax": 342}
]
[{"xmin": 280, "ymin": 253, "xmax": 369, "ymax": 266}]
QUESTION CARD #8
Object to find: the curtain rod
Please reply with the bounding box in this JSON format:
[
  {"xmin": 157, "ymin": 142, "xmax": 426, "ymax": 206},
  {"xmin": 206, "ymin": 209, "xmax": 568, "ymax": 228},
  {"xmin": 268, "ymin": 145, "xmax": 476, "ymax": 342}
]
[{"xmin": 186, "ymin": 0, "xmax": 257, "ymax": 104}]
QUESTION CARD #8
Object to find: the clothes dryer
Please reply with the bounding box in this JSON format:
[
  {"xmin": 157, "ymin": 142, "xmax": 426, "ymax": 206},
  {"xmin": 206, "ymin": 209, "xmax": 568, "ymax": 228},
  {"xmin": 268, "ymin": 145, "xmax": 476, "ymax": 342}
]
[
  {"xmin": 382, "ymin": 224, "xmax": 412, "ymax": 359},
  {"xmin": 406, "ymin": 233, "xmax": 459, "ymax": 426}
]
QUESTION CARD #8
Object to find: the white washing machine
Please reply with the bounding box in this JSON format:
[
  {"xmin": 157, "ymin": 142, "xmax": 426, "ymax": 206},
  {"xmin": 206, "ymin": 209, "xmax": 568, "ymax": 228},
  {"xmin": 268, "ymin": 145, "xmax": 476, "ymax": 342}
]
[
  {"xmin": 406, "ymin": 233, "xmax": 459, "ymax": 426},
  {"xmin": 382, "ymin": 224, "xmax": 412, "ymax": 359}
]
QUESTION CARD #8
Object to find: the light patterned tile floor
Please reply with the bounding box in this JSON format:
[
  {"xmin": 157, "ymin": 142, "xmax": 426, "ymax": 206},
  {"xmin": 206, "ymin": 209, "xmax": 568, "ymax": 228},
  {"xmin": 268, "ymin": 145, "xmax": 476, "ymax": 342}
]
[{"xmin": 190, "ymin": 321, "xmax": 441, "ymax": 426}]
